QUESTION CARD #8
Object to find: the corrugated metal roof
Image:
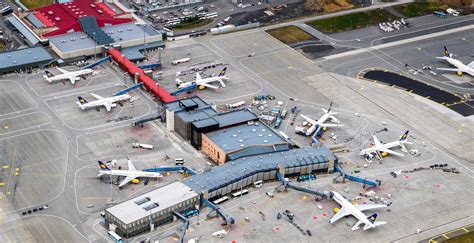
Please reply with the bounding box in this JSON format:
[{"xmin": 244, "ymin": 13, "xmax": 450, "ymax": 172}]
[
  {"xmin": 227, "ymin": 143, "xmax": 290, "ymax": 161},
  {"xmin": 6, "ymin": 16, "xmax": 40, "ymax": 45},
  {"xmin": 183, "ymin": 147, "xmax": 337, "ymax": 193},
  {"xmin": 0, "ymin": 47, "xmax": 53, "ymax": 70},
  {"xmin": 49, "ymin": 32, "xmax": 97, "ymax": 53},
  {"xmin": 25, "ymin": 13, "xmax": 44, "ymax": 28}
]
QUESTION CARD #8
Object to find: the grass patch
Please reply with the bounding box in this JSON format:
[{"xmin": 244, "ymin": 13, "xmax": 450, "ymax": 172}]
[
  {"xmin": 446, "ymin": 231, "xmax": 474, "ymax": 243},
  {"xmin": 20, "ymin": 0, "xmax": 54, "ymax": 10},
  {"xmin": 0, "ymin": 39, "xmax": 5, "ymax": 51},
  {"xmin": 306, "ymin": 9, "xmax": 393, "ymax": 33},
  {"xmin": 393, "ymin": 1, "xmax": 449, "ymax": 18},
  {"xmin": 172, "ymin": 18, "xmax": 214, "ymax": 31},
  {"xmin": 266, "ymin": 25, "xmax": 313, "ymax": 44}
]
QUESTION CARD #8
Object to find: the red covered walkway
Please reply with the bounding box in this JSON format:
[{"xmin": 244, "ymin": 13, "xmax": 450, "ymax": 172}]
[{"xmin": 107, "ymin": 48, "xmax": 176, "ymax": 103}]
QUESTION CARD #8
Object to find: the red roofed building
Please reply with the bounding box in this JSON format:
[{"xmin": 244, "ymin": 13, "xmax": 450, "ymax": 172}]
[{"xmin": 15, "ymin": 0, "xmax": 133, "ymax": 39}]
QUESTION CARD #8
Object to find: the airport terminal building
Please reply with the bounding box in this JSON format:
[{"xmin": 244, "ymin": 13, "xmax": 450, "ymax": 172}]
[
  {"xmin": 104, "ymin": 182, "xmax": 199, "ymax": 238},
  {"xmin": 105, "ymin": 146, "xmax": 337, "ymax": 238}
]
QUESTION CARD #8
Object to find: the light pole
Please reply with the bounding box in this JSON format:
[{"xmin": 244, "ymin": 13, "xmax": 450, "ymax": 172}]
[{"xmin": 92, "ymin": 32, "xmax": 96, "ymax": 60}]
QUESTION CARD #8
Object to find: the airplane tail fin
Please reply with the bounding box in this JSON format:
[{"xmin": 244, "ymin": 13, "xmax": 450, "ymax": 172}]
[
  {"xmin": 77, "ymin": 97, "xmax": 88, "ymax": 104},
  {"xmin": 218, "ymin": 67, "xmax": 227, "ymax": 77},
  {"xmin": 328, "ymin": 101, "xmax": 333, "ymax": 113},
  {"xmin": 98, "ymin": 161, "xmax": 110, "ymax": 170},
  {"xmin": 367, "ymin": 213, "xmax": 378, "ymax": 224},
  {"xmin": 399, "ymin": 130, "xmax": 409, "ymax": 141},
  {"xmin": 45, "ymin": 70, "xmax": 55, "ymax": 78},
  {"xmin": 443, "ymin": 46, "xmax": 453, "ymax": 58}
]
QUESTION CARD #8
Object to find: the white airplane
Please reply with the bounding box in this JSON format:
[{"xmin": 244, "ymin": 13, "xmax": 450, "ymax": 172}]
[
  {"xmin": 43, "ymin": 67, "xmax": 94, "ymax": 84},
  {"xmin": 296, "ymin": 102, "xmax": 343, "ymax": 136},
  {"xmin": 212, "ymin": 230, "xmax": 228, "ymax": 238},
  {"xmin": 76, "ymin": 93, "xmax": 131, "ymax": 112},
  {"xmin": 330, "ymin": 191, "xmax": 387, "ymax": 231},
  {"xmin": 98, "ymin": 160, "xmax": 162, "ymax": 188},
  {"xmin": 359, "ymin": 131, "xmax": 412, "ymax": 161},
  {"xmin": 176, "ymin": 67, "xmax": 228, "ymax": 90},
  {"xmin": 436, "ymin": 46, "xmax": 474, "ymax": 76}
]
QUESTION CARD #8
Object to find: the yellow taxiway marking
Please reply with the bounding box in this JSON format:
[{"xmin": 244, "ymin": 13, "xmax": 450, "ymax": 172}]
[
  {"xmin": 442, "ymin": 234, "xmax": 449, "ymax": 239},
  {"xmin": 462, "ymin": 227, "xmax": 469, "ymax": 232}
]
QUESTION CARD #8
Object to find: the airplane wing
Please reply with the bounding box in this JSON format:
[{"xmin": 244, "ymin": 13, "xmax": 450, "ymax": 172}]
[
  {"xmin": 436, "ymin": 67, "xmax": 461, "ymax": 72},
  {"xmin": 90, "ymin": 93, "xmax": 104, "ymax": 100},
  {"xmin": 69, "ymin": 77, "xmax": 76, "ymax": 85},
  {"xmin": 199, "ymin": 83, "xmax": 219, "ymax": 90},
  {"xmin": 104, "ymin": 102, "xmax": 113, "ymax": 112},
  {"xmin": 218, "ymin": 78, "xmax": 226, "ymax": 87},
  {"xmin": 128, "ymin": 160, "xmax": 137, "ymax": 171},
  {"xmin": 118, "ymin": 175, "xmax": 138, "ymax": 187},
  {"xmin": 329, "ymin": 115, "xmax": 340, "ymax": 122},
  {"xmin": 301, "ymin": 114, "xmax": 317, "ymax": 125},
  {"xmin": 379, "ymin": 148, "xmax": 404, "ymax": 157},
  {"xmin": 468, "ymin": 61, "xmax": 474, "ymax": 68},
  {"xmin": 355, "ymin": 204, "xmax": 387, "ymax": 212},
  {"xmin": 373, "ymin": 135, "xmax": 382, "ymax": 147},
  {"xmin": 329, "ymin": 207, "xmax": 352, "ymax": 223},
  {"xmin": 56, "ymin": 67, "xmax": 69, "ymax": 74}
]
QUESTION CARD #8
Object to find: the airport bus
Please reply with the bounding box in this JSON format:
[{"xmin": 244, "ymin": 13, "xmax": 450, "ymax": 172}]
[
  {"xmin": 231, "ymin": 189, "xmax": 249, "ymax": 198},
  {"xmin": 212, "ymin": 195, "xmax": 229, "ymax": 205},
  {"xmin": 172, "ymin": 58, "xmax": 190, "ymax": 65},
  {"xmin": 183, "ymin": 209, "xmax": 199, "ymax": 218},
  {"xmin": 280, "ymin": 109, "xmax": 288, "ymax": 119},
  {"xmin": 253, "ymin": 180, "xmax": 263, "ymax": 188},
  {"xmin": 108, "ymin": 231, "xmax": 122, "ymax": 243},
  {"xmin": 297, "ymin": 174, "xmax": 316, "ymax": 182},
  {"xmin": 1, "ymin": 6, "xmax": 12, "ymax": 16},
  {"xmin": 433, "ymin": 11, "xmax": 447, "ymax": 17}
]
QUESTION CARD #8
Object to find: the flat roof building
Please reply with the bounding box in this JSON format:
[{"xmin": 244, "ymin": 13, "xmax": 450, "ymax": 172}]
[
  {"xmin": 165, "ymin": 97, "xmax": 259, "ymax": 148},
  {"xmin": 49, "ymin": 22, "xmax": 163, "ymax": 59},
  {"xmin": 0, "ymin": 47, "xmax": 53, "ymax": 75},
  {"xmin": 105, "ymin": 182, "xmax": 199, "ymax": 238},
  {"xmin": 202, "ymin": 121, "xmax": 290, "ymax": 164}
]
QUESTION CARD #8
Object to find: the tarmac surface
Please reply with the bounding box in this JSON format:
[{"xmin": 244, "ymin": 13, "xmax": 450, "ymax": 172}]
[{"xmin": 1, "ymin": 10, "xmax": 473, "ymax": 243}]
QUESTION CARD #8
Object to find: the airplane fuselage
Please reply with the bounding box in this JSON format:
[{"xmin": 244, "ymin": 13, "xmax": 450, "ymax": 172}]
[
  {"xmin": 98, "ymin": 170, "xmax": 162, "ymax": 178},
  {"xmin": 77, "ymin": 94, "xmax": 131, "ymax": 111},
  {"xmin": 359, "ymin": 141, "xmax": 405, "ymax": 156},
  {"xmin": 438, "ymin": 57, "xmax": 474, "ymax": 76},
  {"xmin": 331, "ymin": 191, "xmax": 375, "ymax": 230},
  {"xmin": 46, "ymin": 69, "xmax": 94, "ymax": 83},
  {"xmin": 177, "ymin": 76, "xmax": 226, "ymax": 89}
]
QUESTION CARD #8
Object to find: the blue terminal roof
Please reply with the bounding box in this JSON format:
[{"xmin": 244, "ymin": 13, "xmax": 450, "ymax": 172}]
[
  {"xmin": 183, "ymin": 146, "xmax": 337, "ymax": 193},
  {"xmin": 212, "ymin": 109, "xmax": 258, "ymax": 128},
  {"xmin": 122, "ymin": 41, "xmax": 165, "ymax": 61},
  {"xmin": 0, "ymin": 47, "xmax": 53, "ymax": 70},
  {"xmin": 206, "ymin": 122, "xmax": 287, "ymax": 153}
]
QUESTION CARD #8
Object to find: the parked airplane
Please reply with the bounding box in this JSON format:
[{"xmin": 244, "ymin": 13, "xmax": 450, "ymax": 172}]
[
  {"xmin": 43, "ymin": 67, "xmax": 94, "ymax": 84},
  {"xmin": 176, "ymin": 67, "xmax": 228, "ymax": 90},
  {"xmin": 212, "ymin": 230, "xmax": 228, "ymax": 238},
  {"xmin": 97, "ymin": 160, "xmax": 162, "ymax": 188},
  {"xmin": 360, "ymin": 131, "xmax": 412, "ymax": 161},
  {"xmin": 76, "ymin": 93, "xmax": 131, "ymax": 112},
  {"xmin": 295, "ymin": 102, "xmax": 343, "ymax": 136},
  {"xmin": 330, "ymin": 191, "xmax": 387, "ymax": 231},
  {"xmin": 436, "ymin": 46, "xmax": 474, "ymax": 76}
]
